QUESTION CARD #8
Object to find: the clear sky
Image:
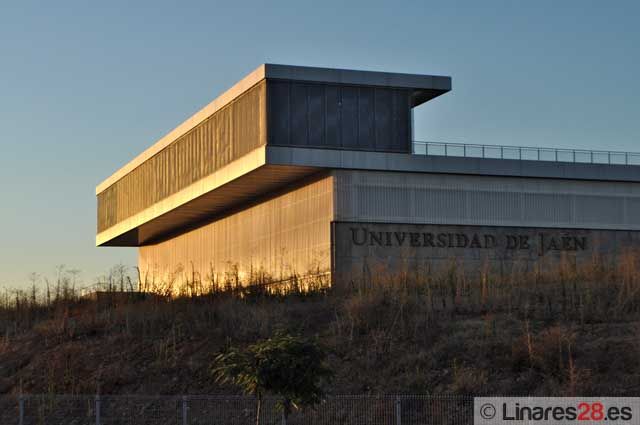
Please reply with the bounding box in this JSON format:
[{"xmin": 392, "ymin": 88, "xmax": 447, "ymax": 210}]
[{"xmin": 0, "ymin": 0, "xmax": 638, "ymax": 289}]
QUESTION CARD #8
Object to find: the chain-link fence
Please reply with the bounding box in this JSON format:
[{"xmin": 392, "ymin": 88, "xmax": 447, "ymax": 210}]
[{"xmin": 0, "ymin": 395, "xmax": 473, "ymax": 425}]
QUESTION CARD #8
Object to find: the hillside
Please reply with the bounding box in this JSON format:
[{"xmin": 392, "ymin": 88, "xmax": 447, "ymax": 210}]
[{"xmin": 1, "ymin": 255, "xmax": 640, "ymax": 398}]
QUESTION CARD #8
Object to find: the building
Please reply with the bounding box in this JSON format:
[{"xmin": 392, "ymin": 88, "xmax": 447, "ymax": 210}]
[{"xmin": 96, "ymin": 64, "xmax": 640, "ymax": 289}]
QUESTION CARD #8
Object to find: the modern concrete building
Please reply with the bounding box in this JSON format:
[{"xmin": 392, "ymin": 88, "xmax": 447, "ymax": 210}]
[{"xmin": 97, "ymin": 64, "xmax": 640, "ymax": 289}]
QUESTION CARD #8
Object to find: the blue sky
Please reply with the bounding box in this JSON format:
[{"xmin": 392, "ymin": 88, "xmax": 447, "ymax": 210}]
[{"xmin": 0, "ymin": 0, "xmax": 638, "ymax": 288}]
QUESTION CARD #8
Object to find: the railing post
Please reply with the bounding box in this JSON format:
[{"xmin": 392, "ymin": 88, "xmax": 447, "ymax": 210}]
[
  {"xmin": 95, "ymin": 394, "xmax": 101, "ymax": 425},
  {"xmin": 482, "ymin": 145, "xmax": 485, "ymax": 158},
  {"xmin": 182, "ymin": 396, "xmax": 188, "ymax": 425},
  {"xmin": 395, "ymin": 396, "xmax": 401, "ymax": 425},
  {"xmin": 444, "ymin": 144, "xmax": 448, "ymax": 156},
  {"xmin": 591, "ymin": 150, "xmax": 593, "ymax": 163},
  {"xmin": 463, "ymin": 144, "xmax": 466, "ymax": 157},
  {"xmin": 18, "ymin": 394, "xmax": 24, "ymax": 425},
  {"xmin": 608, "ymin": 151, "xmax": 611, "ymax": 164},
  {"xmin": 500, "ymin": 146, "xmax": 503, "ymax": 159}
]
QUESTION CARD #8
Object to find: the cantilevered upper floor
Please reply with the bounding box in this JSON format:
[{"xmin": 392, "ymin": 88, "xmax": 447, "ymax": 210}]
[
  {"xmin": 96, "ymin": 64, "xmax": 640, "ymax": 247},
  {"xmin": 96, "ymin": 64, "xmax": 451, "ymax": 246}
]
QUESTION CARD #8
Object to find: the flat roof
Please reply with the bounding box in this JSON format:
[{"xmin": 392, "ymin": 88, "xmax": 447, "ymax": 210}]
[{"xmin": 96, "ymin": 64, "xmax": 451, "ymax": 194}]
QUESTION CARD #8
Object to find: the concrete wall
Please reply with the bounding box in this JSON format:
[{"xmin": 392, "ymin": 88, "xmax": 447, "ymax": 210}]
[
  {"xmin": 138, "ymin": 174, "xmax": 334, "ymax": 289},
  {"xmin": 333, "ymin": 222, "xmax": 640, "ymax": 280}
]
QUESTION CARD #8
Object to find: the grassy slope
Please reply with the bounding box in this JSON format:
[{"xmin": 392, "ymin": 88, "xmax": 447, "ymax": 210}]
[{"xmin": 1, "ymin": 256, "xmax": 640, "ymax": 396}]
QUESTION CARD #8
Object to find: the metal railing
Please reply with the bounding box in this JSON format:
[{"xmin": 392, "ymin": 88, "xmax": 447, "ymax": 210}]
[
  {"xmin": 413, "ymin": 141, "xmax": 640, "ymax": 166},
  {"xmin": 1, "ymin": 394, "xmax": 473, "ymax": 425}
]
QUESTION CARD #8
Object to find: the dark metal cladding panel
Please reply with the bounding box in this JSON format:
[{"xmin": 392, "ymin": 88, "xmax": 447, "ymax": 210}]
[
  {"xmin": 340, "ymin": 86, "xmax": 359, "ymax": 149},
  {"xmin": 392, "ymin": 90, "xmax": 410, "ymax": 152},
  {"xmin": 374, "ymin": 88, "xmax": 392, "ymax": 151},
  {"xmin": 97, "ymin": 80, "xmax": 267, "ymax": 233},
  {"xmin": 267, "ymin": 80, "xmax": 290, "ymax": 145},
  {"xmin": 325, "ymin": 85, "xmax": 341, "ymax": 148},
  {"xmin": 308, "ymin": 84, "xmax": 325, "ymax": 147},
  {"xmin": 266, "ymin": 80, "xmax": 411, "ymax": 153},
  {"xmin": 357, "ymin": 87, "xmax": 375, "ymax": 149},
  {"xmin": 291, "ymin": 83, "xmax": 309, "ymax": 146}
]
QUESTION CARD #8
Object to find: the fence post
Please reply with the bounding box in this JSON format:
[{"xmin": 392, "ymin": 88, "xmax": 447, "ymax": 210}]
[
  {"xmin": 182, "ymin": 396, "xmax": 188, "ymax": 425},
  {"xmin": 95, "ymin": 394, "xmax": 101, "ymax": 425},
  {"xmin": 395, "ymin": 396, "xmax": 401, "ymax": 425},
  {"xmin": 18, "ymin": 394, "xmax": 24, "ymax": 425}
]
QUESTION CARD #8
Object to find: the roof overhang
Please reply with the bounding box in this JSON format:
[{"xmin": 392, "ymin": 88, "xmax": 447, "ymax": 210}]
[{"xmin": 263, "ymin": 64, "xmax": 451, "ymax": 107}]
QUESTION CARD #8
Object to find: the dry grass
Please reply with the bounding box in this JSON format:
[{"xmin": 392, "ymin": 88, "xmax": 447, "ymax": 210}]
[{"xmin": 1, "ymin": 253, "xmax": 640, "ymax": 396}]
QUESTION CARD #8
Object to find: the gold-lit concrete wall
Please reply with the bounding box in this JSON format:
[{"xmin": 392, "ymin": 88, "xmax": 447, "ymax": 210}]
[
  {"xmin": 138, "ymin": 174, "xmax": 334, "ymax": 288},
  {"xmin": 98, "ymin": 81, "xmax": 267, "ymax": 233}
]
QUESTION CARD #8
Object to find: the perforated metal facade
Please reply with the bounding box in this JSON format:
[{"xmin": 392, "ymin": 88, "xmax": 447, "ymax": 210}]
[
  {"xmin": 97, "ymin": 80, "xmax": 267, "ymax": 233},
  {"xmin": 138, "ymin": 174, "xmax": 334, "ymax": 286},
  {"xmin": 333, "ymin": 170, "xmax": 640, "ymax": 230}
]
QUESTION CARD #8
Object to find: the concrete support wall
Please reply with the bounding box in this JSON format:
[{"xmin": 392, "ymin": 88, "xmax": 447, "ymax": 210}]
[
  {"xmin": 333, "ymin": 222, "xmax": 640, "ymax": 281},
  {"xmin": 138, "ymin": 174, "xmax": 334, "ymax": 289}
]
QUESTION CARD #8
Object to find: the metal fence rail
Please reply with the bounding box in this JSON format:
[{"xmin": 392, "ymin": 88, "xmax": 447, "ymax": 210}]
[
  {"xmin": 413, "ymin": 141, "xmax": 640, "ymax": 165},
  {"xmin": 0, "ymin": 395, "xmax": 474, "ymax": 425}
]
